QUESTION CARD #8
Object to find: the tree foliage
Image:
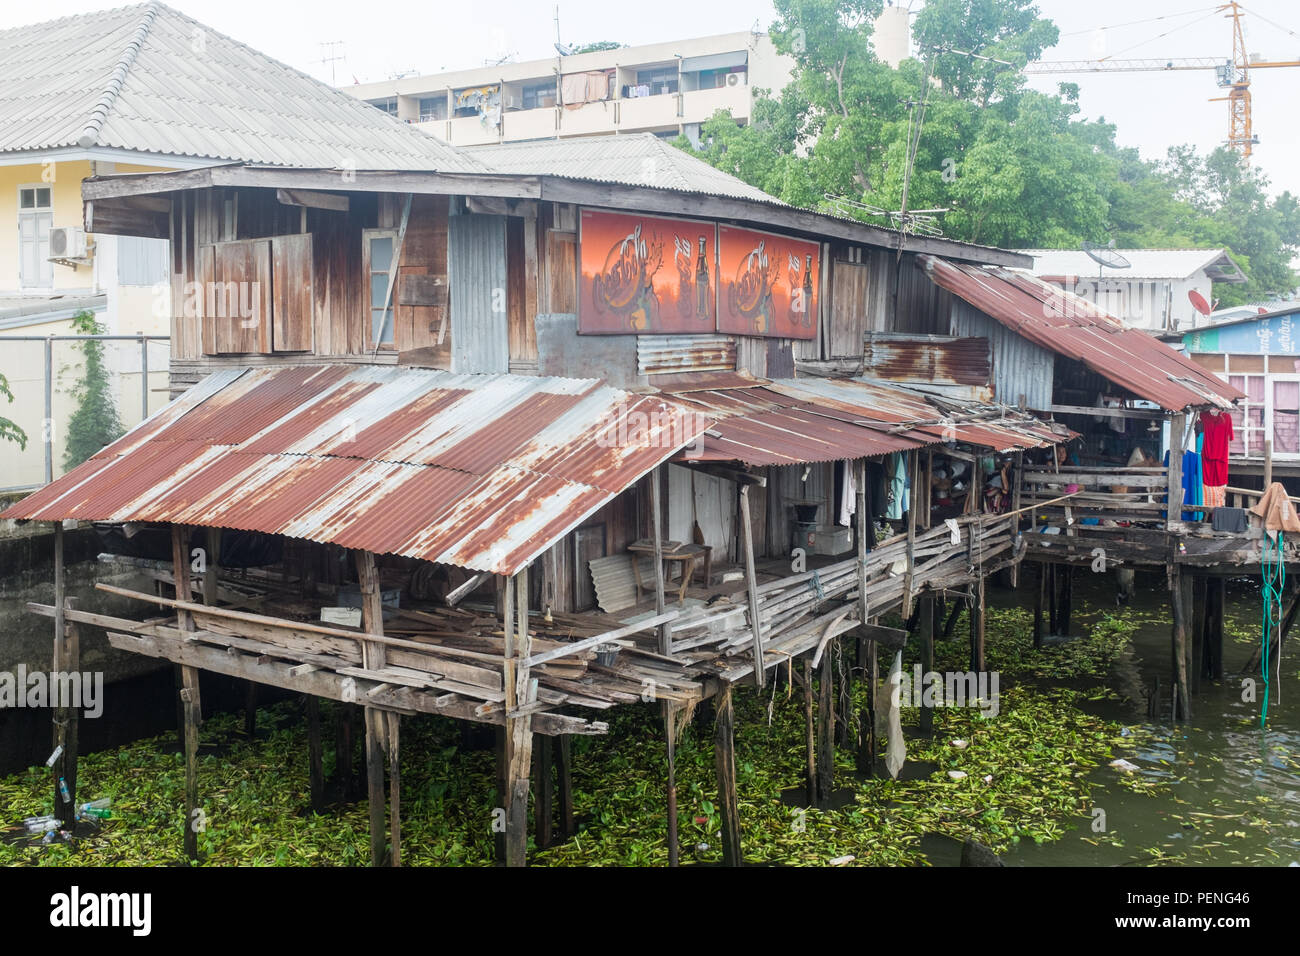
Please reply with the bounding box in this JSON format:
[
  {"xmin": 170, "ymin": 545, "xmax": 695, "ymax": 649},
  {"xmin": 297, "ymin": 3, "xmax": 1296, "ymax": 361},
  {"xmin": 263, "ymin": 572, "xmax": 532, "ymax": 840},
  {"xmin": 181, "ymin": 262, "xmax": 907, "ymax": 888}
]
[
  {"xmin": 0, "ymin": 370, "xmax": 25, "ymax": 451},
  {"xmin": 677, "ymin": 0, "xmax": 1300, "ymax": 303},
  {"xmin": 62, "ymin": 310, "xmax": 125, "ymax": 471}
]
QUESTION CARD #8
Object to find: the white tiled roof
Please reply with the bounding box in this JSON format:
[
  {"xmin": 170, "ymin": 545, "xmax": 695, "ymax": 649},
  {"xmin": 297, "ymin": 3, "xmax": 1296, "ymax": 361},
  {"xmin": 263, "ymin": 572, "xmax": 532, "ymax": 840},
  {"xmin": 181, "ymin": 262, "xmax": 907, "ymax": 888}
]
[
  {"xmin": 465, "ymin": 133, "xmax": 782, "ymax": 204},
  {"xmin": 0, "ymin": 2, "xmax": 487, "ymax": 172},
  {"xmin": 1022, "ymin": 248, "xmax": 1246, "ymax": 282}
]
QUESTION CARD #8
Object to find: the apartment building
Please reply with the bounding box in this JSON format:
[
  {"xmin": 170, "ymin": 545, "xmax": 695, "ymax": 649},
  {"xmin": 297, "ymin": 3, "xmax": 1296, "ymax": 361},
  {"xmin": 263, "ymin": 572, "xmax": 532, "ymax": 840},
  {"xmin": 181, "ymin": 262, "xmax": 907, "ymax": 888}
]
[{"xmin": 347, "ymin": 32, "xmax": 796, "ymax": 148}]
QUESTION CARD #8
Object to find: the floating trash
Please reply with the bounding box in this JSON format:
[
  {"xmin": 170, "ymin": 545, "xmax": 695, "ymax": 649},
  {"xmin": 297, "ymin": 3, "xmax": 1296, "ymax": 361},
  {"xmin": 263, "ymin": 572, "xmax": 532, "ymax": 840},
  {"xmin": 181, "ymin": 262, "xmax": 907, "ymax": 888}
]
[
  {"xmin": 947, "ymin": 770, "xmax": 968, "ymax": 780},
  {"xmin": 1110, "ymin": 758, "xmax": 1141, "ymax": 773}
]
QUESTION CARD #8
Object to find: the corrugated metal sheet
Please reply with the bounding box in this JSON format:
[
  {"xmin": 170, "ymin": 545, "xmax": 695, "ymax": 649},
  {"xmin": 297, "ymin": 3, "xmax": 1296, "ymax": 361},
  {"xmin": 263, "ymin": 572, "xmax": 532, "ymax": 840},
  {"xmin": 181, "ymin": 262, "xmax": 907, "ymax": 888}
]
[
  {"xmin": 950, "ymin": 300, "xmax": 1054, "ymax": 409},
  {"xmin": 466, "ymin": 133, "xmax": 781, "ymax": 204},
  {"xmin": 661, "ymin": 374, "xmax": 1061, "ymax": 466},
  {"xmin": 863, "ymin": 332, "xmax": 991, "ymax": 387},
  {"xmin": 0, "ymin": 4, "xmax": 485, "ymax": 171},
  {"xmin": 637, "ymin": 335, "xmax": 736, "ymax": 375},
  {"xmin": 449, "ymin": 214, "xmax": 509, "ymax": 374},
  {"xmin": 919, "ymin": 255, "xmax": 1245, "ymax": 412},
  {"xmin": 0, "ymin": 366, "xmax": 708, "ymax": 576}
]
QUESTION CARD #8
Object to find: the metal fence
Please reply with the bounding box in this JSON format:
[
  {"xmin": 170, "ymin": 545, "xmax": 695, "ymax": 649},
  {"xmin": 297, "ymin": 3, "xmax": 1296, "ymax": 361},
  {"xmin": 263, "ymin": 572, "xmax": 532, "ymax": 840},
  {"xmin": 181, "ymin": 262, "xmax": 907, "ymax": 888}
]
[{"xmin": 0, "ymin": 334, "xmax": 169, "ymax": 494}]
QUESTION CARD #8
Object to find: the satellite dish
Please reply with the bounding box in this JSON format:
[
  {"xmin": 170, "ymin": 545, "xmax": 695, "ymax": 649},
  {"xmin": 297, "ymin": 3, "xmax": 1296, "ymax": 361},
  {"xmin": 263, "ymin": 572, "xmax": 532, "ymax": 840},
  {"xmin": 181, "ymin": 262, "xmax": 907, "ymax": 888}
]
[
  {"xmin": 1082, "ymin": 240, "xmax": 1131, "ymax": 274},
  {"xmin": 1188, "ymin": 289, "xmax": 1212, "ymax": 316},
  {"xmin": 1258, "ymin": 306, "xmax": 1270, "ymax": 314}
]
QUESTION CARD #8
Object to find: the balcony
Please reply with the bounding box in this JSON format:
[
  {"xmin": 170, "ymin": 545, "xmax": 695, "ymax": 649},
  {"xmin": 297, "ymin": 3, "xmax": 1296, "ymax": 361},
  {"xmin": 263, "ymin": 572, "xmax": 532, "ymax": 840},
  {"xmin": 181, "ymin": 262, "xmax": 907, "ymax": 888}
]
[
  {"xmin": 681, "ymin": 83, "xmax": 751, "ymax": 124},
  {"xmin": 502, "ymin": 107, "xmax": 558, "ymax": 141},
  {"xmin": 618, "ymin": 93, "xmax": 682, "ymax": 131},
  {"xmin": 556, "ymin": 99, "xmax": 617, "ymax": 136}
]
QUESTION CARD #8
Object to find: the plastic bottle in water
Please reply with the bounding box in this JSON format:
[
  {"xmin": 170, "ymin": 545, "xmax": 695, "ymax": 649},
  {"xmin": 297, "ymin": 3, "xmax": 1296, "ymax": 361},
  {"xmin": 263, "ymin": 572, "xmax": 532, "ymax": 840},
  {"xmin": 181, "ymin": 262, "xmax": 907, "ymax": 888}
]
[
  {"xmin": 79, "ymin": 798, "xmax": 112, "ymax": 820},
  {"xmin": 58, "ymin": 777, "xmax": 71, "ymax": 804},
  {"xmin": 23, "ymin": 815, "xmax": 61, "ymax": 833}
]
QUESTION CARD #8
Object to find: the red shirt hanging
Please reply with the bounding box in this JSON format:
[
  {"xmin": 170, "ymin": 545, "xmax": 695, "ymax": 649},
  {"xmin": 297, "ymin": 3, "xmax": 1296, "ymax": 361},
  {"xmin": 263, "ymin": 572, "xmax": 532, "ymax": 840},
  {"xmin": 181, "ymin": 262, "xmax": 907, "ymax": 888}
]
[{"xmin": 1199, "ymin": 410, "xmax": 1233, "ymax": 486}]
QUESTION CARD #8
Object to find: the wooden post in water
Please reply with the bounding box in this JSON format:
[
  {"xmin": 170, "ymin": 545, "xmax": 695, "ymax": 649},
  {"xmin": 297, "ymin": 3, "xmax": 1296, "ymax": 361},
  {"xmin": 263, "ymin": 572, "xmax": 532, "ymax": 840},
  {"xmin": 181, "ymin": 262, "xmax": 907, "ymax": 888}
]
[
  {"xmin": 803, "ymin": 657, "xmax": 817, "ymax": 805},
  {"xmin": 61, "ymin": 597, "xmax": 80, "ymax": 817},
  {"xmin": 854, "ymin": 458, "xmax": 874, "ymax": 775},
  {"xmin": 535, "ymin": 734, "xmax": 554, "ymax": 850},
  {"xmin": 355, "ymin": 550, "xmax": 389, "ymax": 866},
  {"xmin": 504, "ymin": 568, "xmax": 534, "ymax": 868},
  {"xmin": 306, "ymin": 696, "xmax": 324, "ymax": 813},
  {"xmin": 918, "ymin": 596, "xmax": 935, "ymax": 735},
  {"xmin": 971, "ymin": 573, "xmax": 986, "ymax": 673},
  {"xmin": 387, "ymin": 711, "xmax": 401, "ymax": 867},
  {"xmin": 739, "ymin": 484, "xmax": 766, "ymax": 689},
  {"xmin": 713, "ymin": 684, "xmax": 742, "ymax": 866},
  {"xmin": 335, "ymin": 706, "xmax": 354, "ymax": 803},
  {"xmin": 1168, "ymin": 565, "xmax": 1192, "ymax": 722},
  {"xmin": 649, "ymin": 469, "xmax": 679, "ymax": 865},
  {"xmin": 816, "ymin": 640, "xmax": 835, "ymax": 808},
  {"xmin": 1033, "ymin": 563, "xmax": 1045, "ymax": 649},
  {"xmin": 172, "ymin": 525, "xmax": 202, "ymax": 861},
  {"xmin": 556, "ymin": 735, "xmax": 575, "ymax": 839},
  {"xmin": 903, "ymin": 451, "xmax": 918, "ymax": 619},
  {"xmin": 1190, "ymin": 575, "xmax": 1206, "ymax": 695},
  {"xmin": 1207, "ymin": 577, "xmax": 1225, "ymax": 681},
  {"xmin": 51, "ymin": 522, "xmax": 66, "ymax": 817},
  {"xmin": 1010, "ymin": 451, "xmax": 1024, "ymax": 588}
]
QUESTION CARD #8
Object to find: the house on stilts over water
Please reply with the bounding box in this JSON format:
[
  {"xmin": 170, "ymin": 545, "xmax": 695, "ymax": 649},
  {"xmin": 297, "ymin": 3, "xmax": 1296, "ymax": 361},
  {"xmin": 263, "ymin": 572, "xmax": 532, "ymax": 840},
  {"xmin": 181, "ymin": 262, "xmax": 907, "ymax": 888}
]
[{"xmin": 2, "ymin": 127, "xmax": 1274, "ymax": 865}]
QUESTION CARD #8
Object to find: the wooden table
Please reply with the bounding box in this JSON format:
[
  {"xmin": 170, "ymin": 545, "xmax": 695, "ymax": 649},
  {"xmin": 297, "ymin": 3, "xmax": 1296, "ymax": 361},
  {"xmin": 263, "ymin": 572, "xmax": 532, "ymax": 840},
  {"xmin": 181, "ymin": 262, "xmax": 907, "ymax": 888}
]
[{"xmin": 628, "ymin": 540, "xmax": 712, "ymax": 604}]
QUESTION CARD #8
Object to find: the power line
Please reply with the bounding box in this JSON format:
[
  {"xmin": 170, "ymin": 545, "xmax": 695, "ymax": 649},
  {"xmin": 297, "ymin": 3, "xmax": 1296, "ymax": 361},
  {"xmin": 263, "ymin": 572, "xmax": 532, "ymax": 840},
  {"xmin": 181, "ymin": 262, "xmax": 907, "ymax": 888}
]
[{"xmin": 1060, "ymin": 8, "xmax": 1216, "ymax": 38}]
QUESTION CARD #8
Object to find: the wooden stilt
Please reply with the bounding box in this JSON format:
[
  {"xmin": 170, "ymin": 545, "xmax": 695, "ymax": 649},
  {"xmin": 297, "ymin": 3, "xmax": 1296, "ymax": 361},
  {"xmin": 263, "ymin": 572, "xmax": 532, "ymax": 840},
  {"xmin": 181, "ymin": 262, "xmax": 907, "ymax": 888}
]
[
  {"xmin": 536, "ymin": 734, "xmax": 554, "ymax": 850},
  {"xmin": 355, "ymin": 550, "xmax": 389, "ymax": 866},
  {"xmin": 816, "ymin": 641, "xmax": 835, "ymax": 807},
  {"xmin": 1209, "ymin": 577, "xmax": 1225, "ymax": 681},
  {"xmin": 171, "ymin": 525, "xmax": 202, "ymax": 862},
  {"xmin": 504, "ymin": 569, "xmax": 534, "ymax": 868},
  {"xmin": 971, "ymin": 575, "xmax": 986, "ymax": 673},
  {"xmin": 494, "ymin": 725, "xmax": 508, "ymax": 863},
  {"xmin": 306, "ymin": 696, "xmax": 324, "ymax": 813},
  {"xmin": 1190, "ymin": 576, "xmax": 1206, "ymax": 695},
  {"xmin": 364, "ymin": 706, "xmax": 386, "ymax": 866},
  {"xmin": 51, "ymin": 522, "xmax": 66, "ymax": 816},
  {"xmin": 664, "ymin": 703, "xmax": 678, "ymax": 866},
  {"xmin": 1033, "ymin": 562, "xmax": 1046, "ymax": 648},
  {"xmin": 335, "ymin": 707, "xmax": 354, "ymax": 802},
  {"xmin": 803, "ymin": 657, "xmax": 817, "ymax": 805},
  {"xmin": 387, "ymin": 711, "xmax": 400, "ymax": 867},
  {"xmin": 244, "ymin": 682, "xmax": 257, "ymax": 738},
  {"xmin": 739, "ymin": 484, "xmax": 766, "ymax": 689},
  {"xmin": 61, "ymin": 598, "xmax": 81, "ymax": 818},
  {"xmin": 649, "ymin": 467, "xmax": 679, "ymax": 865},
  {"xmin": 713, "ymin": 684, "xmax": 741, "ymax": 866},
  {"xmin": 918, "ymin": 596, "xmax": 935, "ymax": 735},
  {"xmin": 1168, "ymin": 565, "xmax": 1191, "ymax": 722},
  {"xmin": 1047, "ymin": 562, "xmax": 1058, "ymax": 636},
  {"xmin": 853, "ymin": 459, "xmax": 873, "ymax": 775},
  {"xmin": 556, "ymin": 734, "xmax": 575, "ymax": 840}
]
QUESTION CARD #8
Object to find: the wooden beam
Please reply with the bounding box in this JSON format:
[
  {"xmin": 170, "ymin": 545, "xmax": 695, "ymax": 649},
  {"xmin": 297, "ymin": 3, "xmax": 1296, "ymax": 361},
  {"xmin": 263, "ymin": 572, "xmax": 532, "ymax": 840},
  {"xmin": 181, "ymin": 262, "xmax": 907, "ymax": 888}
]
[
  {"xmin": 1048, "ymin": 403, "xmax": 1166, "ymax": 420},
  {"xmin": 556, "ymin": 735, "xmax": 575, "ymax": 839},
  {"xmin": 803, "ymin": 658, "xmax": 817, "ymax": 804},
  {"xmin": 713, "ymin": 684, "xmax": 742, "ymax": 866},
  {"xmin": 387, "ymin": 711, "xmax": 401, "ymax": 867},
  {"xmin": 276, "ymin": 188, "xmax": 349, "ymax": 212},
  {"xmin": 355, "ymin": 550, "xmax": 388, "ymax": 866},
  {"xmin": 739, "ymin": 484, "xmax": 766, "ymax": 690},
  {"xmin": 505, "ymin": 568, "xmax": 534, "ymax": 867},
  {"xmin": 306, "ymin": 696, "xmax": 324, "ymax": 813},
  {"xmin": 903, "ymin": 451, "xmax": 918, "ymax": 619},
  {"xmin": 816, "ymin": 644, "xmax": 835, "ymax": 808},
  {"xmin": 51, "ymin": 522, "xmax": 67, "ymax": 817},
  {"xmin": 918, "ymin": 596, "xmax": 935, "ymax": 735},
  {"xmin": 172, "ymin": 525, "xmax": 201, "ymax": 862}
]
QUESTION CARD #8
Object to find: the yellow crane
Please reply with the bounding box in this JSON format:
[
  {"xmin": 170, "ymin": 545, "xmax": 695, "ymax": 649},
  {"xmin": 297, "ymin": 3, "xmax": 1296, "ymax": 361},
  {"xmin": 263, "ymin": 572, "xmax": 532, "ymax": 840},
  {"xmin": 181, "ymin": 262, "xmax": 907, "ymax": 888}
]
[{"xmin": 1024, "ymin": 2, "xmax": 1300, "ymax": 160}]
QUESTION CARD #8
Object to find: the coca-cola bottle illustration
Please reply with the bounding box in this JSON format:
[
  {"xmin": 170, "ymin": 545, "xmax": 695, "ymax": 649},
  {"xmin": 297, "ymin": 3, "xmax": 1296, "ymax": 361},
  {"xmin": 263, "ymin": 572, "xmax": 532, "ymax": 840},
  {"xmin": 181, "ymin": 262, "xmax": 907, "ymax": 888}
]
[
  {"xmin": 695, "ymin": 236, "xmax": 710, "ymax": 320},
  {"xmin": 801, "ymin": 253, "xmax": 814, "ymax": 327}
]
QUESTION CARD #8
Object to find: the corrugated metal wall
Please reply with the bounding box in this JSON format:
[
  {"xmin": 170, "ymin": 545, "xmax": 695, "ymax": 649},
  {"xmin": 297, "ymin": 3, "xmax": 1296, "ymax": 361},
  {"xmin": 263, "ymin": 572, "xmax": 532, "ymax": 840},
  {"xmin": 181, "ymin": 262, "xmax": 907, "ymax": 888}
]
[
  {"xmin": 448, "ymin": 213, "xmax": 509, "ymax": 374},
  {"xmin": 638, "ymin": 335, "xmax": 736, "ymax": 375},
  {"xmin": 950, "ymin": 299, "xmax": 1054, "ymax": 409}
]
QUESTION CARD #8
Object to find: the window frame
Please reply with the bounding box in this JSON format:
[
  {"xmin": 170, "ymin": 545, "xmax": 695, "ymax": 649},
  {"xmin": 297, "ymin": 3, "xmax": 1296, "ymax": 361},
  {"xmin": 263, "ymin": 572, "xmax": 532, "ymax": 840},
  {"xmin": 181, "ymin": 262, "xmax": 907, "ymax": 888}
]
[
  {"xmin": 17, "ymin": 182, "xmax": 54, "ymax": 290},
  {"xmin": 363, "ymin": 228, "xmax": 400, "ymax": 350}
]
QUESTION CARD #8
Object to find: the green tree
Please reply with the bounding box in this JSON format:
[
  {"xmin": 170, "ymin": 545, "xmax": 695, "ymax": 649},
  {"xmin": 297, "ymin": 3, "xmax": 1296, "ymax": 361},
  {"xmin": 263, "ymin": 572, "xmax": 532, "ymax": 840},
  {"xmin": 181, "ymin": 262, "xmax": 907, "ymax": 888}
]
[
  {"xmin": 571, "ymin": 41, "xmax": 623, "ymax": 54},
  {"xmin": 62, "ymin": 310, "xmax": 125, "ymax": 470},
  {"xmin": 0, "ymin": 372, "xmax": 26, "ymax": 451}
]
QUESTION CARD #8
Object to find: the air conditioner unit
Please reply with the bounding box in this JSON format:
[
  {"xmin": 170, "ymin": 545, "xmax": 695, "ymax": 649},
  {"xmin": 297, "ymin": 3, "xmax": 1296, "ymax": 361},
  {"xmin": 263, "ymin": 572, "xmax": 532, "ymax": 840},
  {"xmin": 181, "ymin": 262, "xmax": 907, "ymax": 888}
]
[
  {"xmin": 725, "ymin": 71, "xmax": 746, "ymax": 87},
  {"xmin": 49, "ymin": 226, "xmax": 87, "ymax": 259}
]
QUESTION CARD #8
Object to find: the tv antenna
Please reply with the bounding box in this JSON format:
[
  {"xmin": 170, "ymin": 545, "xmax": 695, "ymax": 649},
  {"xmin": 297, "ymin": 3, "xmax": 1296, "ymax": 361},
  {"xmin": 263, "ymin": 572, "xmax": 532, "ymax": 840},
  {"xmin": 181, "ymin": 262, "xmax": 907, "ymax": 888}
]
[
  {"xmin": 318, "ymin": 41, "xmax": 346, "ymax": 86},
  {"xmin": 1082, "ymin": 239, "xmax": 1131, "ymax": 278}
]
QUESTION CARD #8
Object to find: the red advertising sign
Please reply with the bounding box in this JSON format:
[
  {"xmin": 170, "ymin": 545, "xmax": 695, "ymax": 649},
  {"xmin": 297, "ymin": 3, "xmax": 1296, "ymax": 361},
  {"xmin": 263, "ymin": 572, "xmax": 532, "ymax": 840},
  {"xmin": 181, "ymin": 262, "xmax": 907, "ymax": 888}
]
[
  {"xmin": 578, "ymin": 209, "xmax": 717, "ymax": 334},
  {"xmin": 716, "ymin": 225, "xmax": 819, "ymax": 340}
]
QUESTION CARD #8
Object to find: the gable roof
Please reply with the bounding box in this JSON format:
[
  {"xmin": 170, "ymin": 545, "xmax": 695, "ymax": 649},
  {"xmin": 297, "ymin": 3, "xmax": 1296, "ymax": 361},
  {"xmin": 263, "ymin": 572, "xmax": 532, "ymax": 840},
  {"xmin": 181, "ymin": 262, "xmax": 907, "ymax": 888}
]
[
  {"xmin": 0, "ymin": 2, "xmax": 486, "ymax": 172},
  {"xmin": 465, "ymin": 134, "xmax": 782, "ymax": 205},
  {"xmin": 919, "ymin": 255, "xmax": 1244, "ymax": 412},
  {"xmin": 1023, "ymin": 248, "xmax": 1246, "ymax": 284}
]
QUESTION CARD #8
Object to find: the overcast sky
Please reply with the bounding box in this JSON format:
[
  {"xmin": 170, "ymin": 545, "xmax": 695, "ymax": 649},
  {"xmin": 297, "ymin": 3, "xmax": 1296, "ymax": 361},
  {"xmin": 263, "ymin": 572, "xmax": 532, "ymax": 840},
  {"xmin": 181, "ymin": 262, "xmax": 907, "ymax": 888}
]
[{"xmin": 9, "ymin": 0, "xmax": 1300, "ymax": 198}]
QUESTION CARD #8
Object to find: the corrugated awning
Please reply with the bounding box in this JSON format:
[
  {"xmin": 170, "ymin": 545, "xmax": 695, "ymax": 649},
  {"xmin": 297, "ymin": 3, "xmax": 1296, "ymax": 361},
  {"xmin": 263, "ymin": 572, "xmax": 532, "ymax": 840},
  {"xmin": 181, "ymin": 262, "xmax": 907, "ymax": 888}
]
[
  {"xmin": 1, "ymin": 366, "xmax": 707, "ymax": 575},
  {"xmin": 919, "ymin": 255, "xmax": 1244, "ymax": 412},
  {"xmin": 661, "ymin": 373, "xmax": 1063, "ymax": 467}
]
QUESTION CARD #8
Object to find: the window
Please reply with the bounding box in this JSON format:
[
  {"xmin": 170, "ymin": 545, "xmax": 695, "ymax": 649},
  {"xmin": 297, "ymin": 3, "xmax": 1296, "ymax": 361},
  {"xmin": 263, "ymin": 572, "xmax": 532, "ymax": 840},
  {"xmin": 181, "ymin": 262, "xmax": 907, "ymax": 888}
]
[
  {"xmin": 698, "ymin": 67, "xmax": 745, "ymax": 89},
  {"xmin": 18, "ymin": 184, "xmax": 53, "ymax": 288},
  {"xmin": 364, "ymin": 230, "xmax": 397, "ymax": 347},
  {"xmin": 1227, "ymin": 374, "xmax": 1266, "ymax": 455},
  {"xmin": 371, "ymin": 98, "xmax": 398, "ymax": 116},
  {"xmin": 635, "ymin": 67, "xmax": 679, "ymax": 95},
  {"xmin": 1272, "ymin": 378, "xmax": 1299, "ymax": 455},
  {"xmin": 419, "ymin": 96, "xmax": 447, "ymax": 122},
  {"xmin": 522, "ymin": 80, "xmax": 557, "ymax": 110}
]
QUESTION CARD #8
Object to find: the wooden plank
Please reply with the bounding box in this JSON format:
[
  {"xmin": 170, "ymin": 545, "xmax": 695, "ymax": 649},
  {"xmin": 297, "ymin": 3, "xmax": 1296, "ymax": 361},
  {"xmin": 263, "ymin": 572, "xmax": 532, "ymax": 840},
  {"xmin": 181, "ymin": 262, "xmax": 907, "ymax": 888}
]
[
  {"xmin": 277, "ymin": 188, "xmax": 349, "ymax": 212},
  {"xmin": 739, "ymin": 484, "xmax": 766, "ymax": 690},
  {"xmin": 714, "ymin": 684, "xmax": 741, "ymax": 866},
  {"xmin": 271, "ymin": 233, "xmax": 314, "ymax": 352}
]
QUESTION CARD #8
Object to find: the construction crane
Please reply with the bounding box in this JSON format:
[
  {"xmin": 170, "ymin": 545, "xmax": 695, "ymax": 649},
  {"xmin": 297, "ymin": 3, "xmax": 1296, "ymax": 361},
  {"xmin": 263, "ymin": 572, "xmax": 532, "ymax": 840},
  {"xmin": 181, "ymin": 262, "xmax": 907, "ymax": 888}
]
[{"xmin": 1024, "ymin": 2, "xmax": 1300, "ymax": 160}]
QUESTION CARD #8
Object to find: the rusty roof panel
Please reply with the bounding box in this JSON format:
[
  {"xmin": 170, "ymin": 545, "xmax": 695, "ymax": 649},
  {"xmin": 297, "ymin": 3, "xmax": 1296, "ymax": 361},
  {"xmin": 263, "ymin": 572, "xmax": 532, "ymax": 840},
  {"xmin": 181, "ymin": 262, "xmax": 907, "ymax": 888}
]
[
  {"xmin": 863, "ymin": 333, "xmax": 991, "ymax": 387},
  {"xmin": 1, "ymin": 366, "xmax": 708, "ymax": 575},
  {"xmin": 918, "ymin": 255, "xmax": 1244, "ymax": 411}
]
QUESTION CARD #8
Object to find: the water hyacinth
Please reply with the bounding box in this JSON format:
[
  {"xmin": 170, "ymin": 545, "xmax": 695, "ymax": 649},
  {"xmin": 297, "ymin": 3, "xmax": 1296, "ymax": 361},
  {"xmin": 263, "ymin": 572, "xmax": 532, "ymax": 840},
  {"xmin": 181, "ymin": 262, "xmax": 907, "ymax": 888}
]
[{"xmin": 0, "ymin": 605, "xmax": 1162, "ymax": 866}]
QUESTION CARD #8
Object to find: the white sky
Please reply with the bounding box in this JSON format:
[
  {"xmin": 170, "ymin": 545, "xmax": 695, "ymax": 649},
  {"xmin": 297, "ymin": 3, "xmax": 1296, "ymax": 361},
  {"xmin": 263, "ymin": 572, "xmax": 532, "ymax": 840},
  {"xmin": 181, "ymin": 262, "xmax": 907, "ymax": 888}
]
[{"xmin": 7, "ymin": 0, "xmax": 1300, "ymax": 197}]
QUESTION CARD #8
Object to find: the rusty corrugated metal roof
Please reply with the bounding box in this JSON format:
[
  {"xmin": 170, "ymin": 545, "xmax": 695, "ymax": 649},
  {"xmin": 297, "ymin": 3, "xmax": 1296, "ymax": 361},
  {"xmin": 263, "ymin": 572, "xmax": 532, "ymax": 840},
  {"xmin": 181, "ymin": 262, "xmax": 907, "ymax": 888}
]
[
  {"xmin": 863, "ymin": 333, "xmax": 991, "ymax": 387},
  {"xmin": 1, "ymin": 366, "xmax": 706, "ymax": 575},
  {"xmin": 919, "ymin": 255, "xmax": 1244, "ymax": 412},
  {"xmin": 661, "ymin": 374, "xmax": 1061, "ymax": 466}
]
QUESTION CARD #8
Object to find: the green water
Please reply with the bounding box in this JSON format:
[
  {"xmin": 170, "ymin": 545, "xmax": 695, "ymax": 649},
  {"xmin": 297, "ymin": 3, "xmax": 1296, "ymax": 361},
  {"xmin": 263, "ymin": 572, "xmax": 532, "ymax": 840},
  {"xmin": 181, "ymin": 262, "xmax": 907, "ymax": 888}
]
[{"xmin": 996, "ymin": 570, "xmax": 1300, "ymax": 867}]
